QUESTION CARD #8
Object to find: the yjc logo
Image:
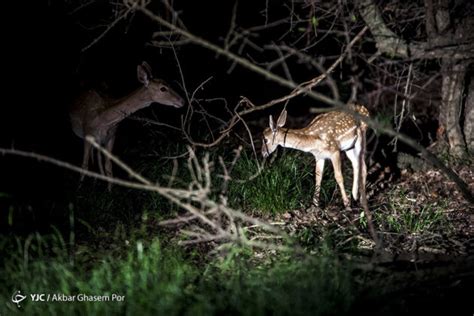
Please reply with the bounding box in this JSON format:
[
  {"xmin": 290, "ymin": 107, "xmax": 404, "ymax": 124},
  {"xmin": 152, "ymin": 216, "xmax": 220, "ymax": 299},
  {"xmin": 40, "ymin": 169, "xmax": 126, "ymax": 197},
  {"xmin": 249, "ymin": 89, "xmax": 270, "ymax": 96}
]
[{"xmin": 11, "ymin": 290, "xmax": 27, "ymax": 308}]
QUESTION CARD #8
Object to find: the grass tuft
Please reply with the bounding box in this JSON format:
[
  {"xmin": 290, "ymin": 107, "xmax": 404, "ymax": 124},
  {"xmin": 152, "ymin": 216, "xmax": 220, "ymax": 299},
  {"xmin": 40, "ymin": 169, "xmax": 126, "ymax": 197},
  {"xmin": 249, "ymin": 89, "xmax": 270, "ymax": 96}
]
[
  {"xmin": 375, "ymin": 189, "xmax": 451, "ymax": 235},
  {"xmin": 228, "ymin": 151, "xmax": 321, "ymax": 214}
]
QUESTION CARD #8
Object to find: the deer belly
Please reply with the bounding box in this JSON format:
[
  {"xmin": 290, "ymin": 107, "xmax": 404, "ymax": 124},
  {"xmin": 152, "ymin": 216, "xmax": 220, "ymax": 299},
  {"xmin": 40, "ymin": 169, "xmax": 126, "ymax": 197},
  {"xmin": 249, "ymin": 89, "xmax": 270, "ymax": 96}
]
[
  {"xmin": 311, "ymin": 149, "xmax": 333, "ymax": 160},
  {"xmin": 339, "ymin": 137, "xmax": 357, "ymax": 151}
]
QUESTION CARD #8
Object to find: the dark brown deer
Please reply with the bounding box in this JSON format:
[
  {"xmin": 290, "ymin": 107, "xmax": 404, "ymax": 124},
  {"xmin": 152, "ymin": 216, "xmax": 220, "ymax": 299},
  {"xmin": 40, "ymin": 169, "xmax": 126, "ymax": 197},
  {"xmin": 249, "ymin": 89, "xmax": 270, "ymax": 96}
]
[{"xmin": 70, "ymin": 62, "xmax": 184, "ymax": 188}]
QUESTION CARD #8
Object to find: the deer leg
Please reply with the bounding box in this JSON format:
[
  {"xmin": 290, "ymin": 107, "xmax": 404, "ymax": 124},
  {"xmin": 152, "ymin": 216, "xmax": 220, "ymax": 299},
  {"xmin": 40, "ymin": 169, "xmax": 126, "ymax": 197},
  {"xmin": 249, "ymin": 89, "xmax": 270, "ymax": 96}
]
[
  {"xmin": 361, "ymin": 156, "xmax": 367, "ymax": 194},
  {"xmin": 97, "ymin": 148, "xmax": 105, "ymax": 176},
  {"xmin": 313, "ymin": 159, "xmax": 325, "ymax": 207},
  {"xmin": 80, "ymin": 141, "xmax": 92, "ymax": 182},
  {"xmin": 330, "ymin": 152, "xmax": 350, "ymax": 208},
  {"xmin": 359, "ymin": 129, "xmax": 368, "ymax": 199},
  {"xmin": 105, "ymin": 135, "xmax": 116, "ymax": 191},
  {"xmin": 345, "ymin": 147, "xmax": 360, "ymax": 201}
]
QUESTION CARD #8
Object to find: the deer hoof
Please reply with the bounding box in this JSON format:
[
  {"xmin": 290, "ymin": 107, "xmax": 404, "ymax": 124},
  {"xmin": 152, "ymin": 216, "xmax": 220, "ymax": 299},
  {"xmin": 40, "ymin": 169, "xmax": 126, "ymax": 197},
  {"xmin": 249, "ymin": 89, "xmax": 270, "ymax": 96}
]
[{"xmin": 343, "ymin": 201, "xmax": 352, "ymax": 211}]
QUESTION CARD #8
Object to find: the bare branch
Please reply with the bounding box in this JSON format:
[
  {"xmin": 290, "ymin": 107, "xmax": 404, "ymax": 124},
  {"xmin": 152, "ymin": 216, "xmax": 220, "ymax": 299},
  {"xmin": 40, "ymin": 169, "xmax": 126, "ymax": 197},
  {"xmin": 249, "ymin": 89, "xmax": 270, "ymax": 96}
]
[
  {"xmin": 358, "ymin": 0, "xmax": 474, "ymax": 59},
  {"xmin": 81, "ymin": 4, "xmax": 134, "ymax": 52}
]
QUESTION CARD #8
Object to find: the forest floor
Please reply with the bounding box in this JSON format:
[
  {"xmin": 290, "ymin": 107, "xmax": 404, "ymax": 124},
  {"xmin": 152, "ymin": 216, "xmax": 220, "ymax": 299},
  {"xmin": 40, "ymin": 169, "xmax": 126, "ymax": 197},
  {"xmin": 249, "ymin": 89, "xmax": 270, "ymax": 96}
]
[
  {"xmin": 273, "ymin": 162, "xmax": 474, "ymax": 255},
  {"xmin": 278, "ymin": 161, "xmax": 474, "ymax": 314},
  {"xmin": 1, "ymin": 136, "xmax": 473, "ymax": 315}
]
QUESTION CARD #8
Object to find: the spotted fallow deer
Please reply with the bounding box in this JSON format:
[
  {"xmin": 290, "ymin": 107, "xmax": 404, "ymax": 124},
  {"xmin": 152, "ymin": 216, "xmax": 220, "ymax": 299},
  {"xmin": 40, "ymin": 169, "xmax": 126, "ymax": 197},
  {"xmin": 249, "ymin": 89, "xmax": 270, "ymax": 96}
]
[
  {"xmin": 261, "ymin": 104, "xmax": 370, "ymax": 208},
  {"xmin": 70, "ymin": 62, "xmax": 185, "ymax": 187}
]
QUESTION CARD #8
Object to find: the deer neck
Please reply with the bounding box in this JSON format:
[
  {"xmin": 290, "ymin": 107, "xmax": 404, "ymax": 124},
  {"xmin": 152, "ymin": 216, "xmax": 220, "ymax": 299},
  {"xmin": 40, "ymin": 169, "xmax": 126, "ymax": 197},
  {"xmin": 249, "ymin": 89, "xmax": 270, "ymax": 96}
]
[
  {"xmin": 99, "ymin": 87, "xmax": 152, "ymax": 127},
  {"xmin": 275, "ymin": 129, "xmax": 314, "ymax": 152}
]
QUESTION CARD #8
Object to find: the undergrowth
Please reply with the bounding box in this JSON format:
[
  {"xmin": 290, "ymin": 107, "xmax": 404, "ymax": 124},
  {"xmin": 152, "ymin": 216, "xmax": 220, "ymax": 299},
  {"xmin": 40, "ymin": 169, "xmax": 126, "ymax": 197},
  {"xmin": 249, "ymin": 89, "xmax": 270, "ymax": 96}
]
[
  {"xmin": 228, "ymin": 151, "xmax": 326, "ymax": 214},
  {"xmin": 0, "ymin": 232, "xmax": 354, "ymax": 315},
  {"xmin": 1, "ymin": 140, "xmax": 468, "ymax": 315},
  {"xmin": 374, "ymin": 189, "xmax": 451, "ymax": 235}
]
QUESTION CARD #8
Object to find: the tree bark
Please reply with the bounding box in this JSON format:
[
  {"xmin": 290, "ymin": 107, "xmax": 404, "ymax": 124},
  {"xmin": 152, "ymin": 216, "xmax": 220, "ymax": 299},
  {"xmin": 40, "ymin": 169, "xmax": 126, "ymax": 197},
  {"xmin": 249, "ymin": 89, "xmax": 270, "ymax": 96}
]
[
  {"xmin": 357, "ymin": 0, "xmax": 474, "ymax": 60},
  {"xmin": 358, "ymin": 0, "xmax": 473, "ymax": 157},
  {"xmin": 440, "ymin": 61, "xmax": 467, "ymax": 157},
  {"xmin": 464, "ymin": 75, "xmax": 474, "ymax": 154}
]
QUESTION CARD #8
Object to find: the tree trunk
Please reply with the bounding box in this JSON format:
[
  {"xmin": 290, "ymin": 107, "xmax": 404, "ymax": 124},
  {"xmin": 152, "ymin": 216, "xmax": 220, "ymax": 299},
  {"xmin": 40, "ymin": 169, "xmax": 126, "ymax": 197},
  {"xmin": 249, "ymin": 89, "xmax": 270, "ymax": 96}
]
[
  {"xmin": 440, "ymin": 61, "xmax": 467, "ymax": 157},
  {"xmin": 464, "ymin": 75, "xmax": 474, "ymax": 154}
]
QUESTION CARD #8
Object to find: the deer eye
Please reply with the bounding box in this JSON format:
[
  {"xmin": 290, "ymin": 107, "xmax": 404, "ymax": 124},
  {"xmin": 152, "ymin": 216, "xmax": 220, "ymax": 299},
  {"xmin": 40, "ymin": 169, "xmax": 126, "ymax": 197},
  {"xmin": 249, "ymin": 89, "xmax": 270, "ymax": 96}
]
[{"xmin": 160, "ymin": 86, "xmax": 168, "ymax": 92}]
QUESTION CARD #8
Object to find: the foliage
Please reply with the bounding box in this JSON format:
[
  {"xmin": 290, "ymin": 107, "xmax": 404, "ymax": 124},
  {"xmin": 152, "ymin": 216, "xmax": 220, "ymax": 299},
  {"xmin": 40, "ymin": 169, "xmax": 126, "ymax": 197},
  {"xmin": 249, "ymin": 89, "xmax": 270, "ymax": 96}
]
[
  {"xmin": 0, "ymin": 233, "xmax": 353, "ymax": 315},
  {"xmin": 227, "ymin": 151, "xmax": 323, "ymax": 214},
  {"xmin": 374, "ymin": 189, "xmax": 451, "ymax": 235}
]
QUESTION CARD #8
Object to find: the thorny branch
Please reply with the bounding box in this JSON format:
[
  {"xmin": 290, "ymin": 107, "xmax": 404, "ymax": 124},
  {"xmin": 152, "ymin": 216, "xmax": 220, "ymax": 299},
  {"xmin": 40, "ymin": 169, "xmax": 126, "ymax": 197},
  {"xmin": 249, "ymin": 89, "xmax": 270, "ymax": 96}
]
[
  {"xmin": 0, "ymin": 139, "xmax": 291, "ymax": 251},
  {"xmin": 179, "ymin": 26, "xmax": 369, "ymax": 148}
]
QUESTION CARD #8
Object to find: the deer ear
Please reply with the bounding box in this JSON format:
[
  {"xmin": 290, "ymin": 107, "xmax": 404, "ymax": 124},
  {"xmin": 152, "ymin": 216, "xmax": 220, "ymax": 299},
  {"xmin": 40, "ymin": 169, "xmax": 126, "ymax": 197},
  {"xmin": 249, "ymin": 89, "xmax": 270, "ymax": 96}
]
[
  {"xmin": 137, "ymin": 62, "xmax": 152, "ymax": 87},
  {"xmin": 269, "ymin": 115, "xmax": 276, "ymax": 132},
  {"xmin": 277, "ymin": 110, "xmax": 287, "ymax": 127},
  {"xmin": 141, "ymin": 62, "xmax": 153, "ymax": 77}
]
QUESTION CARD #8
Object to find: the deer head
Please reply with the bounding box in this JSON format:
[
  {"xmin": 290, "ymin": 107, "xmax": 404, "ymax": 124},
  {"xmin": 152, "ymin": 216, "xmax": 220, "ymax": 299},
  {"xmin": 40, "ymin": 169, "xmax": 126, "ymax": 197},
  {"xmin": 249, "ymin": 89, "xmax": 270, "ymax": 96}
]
[
  {"xmin": 262, "ymin": 110, "xmax": 287, "ymax": 157},
  {"xmin": 137, "ymin": 62, "xmax": 185, "ymax": 108}
]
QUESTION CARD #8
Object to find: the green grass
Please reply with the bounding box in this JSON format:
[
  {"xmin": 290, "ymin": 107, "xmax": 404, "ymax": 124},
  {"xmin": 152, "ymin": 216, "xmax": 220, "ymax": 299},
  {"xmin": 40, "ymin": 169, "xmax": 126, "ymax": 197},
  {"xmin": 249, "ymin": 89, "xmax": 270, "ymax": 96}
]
[
  {"xmin": 375, "ymin": 189, "xmax": 451, "ymax": 235},
  {"xmin": 2, "ymin": 136, "xmax": 469, "ymax": 315},
  {"xmin": 74, "ymin": 146, "xmax": 338, "ymax": 219},
  {"xmin": 228, "ymin": 151, "xmax": 329, "ymax": 214},
  {"xmin": 384, "ymin": 204, "xmax": 449, "ymax": 234},
  {"xmin": 70, "ymin": 142, "xmax": 193, "ymax": 232},
  {"xmin": 0, "ymin": 233, "xmax": 354, "ymax": 315}
]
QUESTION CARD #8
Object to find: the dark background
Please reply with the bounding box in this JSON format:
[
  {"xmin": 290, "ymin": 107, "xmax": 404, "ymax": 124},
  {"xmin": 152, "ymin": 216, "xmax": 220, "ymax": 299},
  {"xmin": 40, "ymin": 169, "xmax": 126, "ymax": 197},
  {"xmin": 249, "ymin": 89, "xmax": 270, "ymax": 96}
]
[{"xmin": 1, "ymin": 0, "xmax": 322, "ymax": 233}]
